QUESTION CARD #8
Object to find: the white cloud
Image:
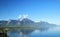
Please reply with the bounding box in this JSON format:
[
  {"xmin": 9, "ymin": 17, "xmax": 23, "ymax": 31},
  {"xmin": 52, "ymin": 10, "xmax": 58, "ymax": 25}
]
[
  {"xmin": 18, "ymin": 14, "xmax": 28, "ymax": 19},
  {"xmin": 17, "ymin": 14, "xmax": 28, "ymax": 21},
  {"xmin": 23, "ymin": 14, "xmax": 28, "ymax": 18},
  {"xmin": 18, "ymin": 15, "xmax": 22, "ymax": 19}
]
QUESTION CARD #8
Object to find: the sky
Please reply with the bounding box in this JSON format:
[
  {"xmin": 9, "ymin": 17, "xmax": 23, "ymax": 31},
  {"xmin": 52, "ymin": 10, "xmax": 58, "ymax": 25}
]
[{"xmin": 0, "ymin": 0, "xmax": 60, "ymax": 25}]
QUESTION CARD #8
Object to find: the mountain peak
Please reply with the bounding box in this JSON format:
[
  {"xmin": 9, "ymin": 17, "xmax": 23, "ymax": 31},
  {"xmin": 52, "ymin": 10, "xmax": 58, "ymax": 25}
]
[
  {"xmin": 20, "ymin": 18, "xmax": 34, "ymax": 25},
  {"xmin": 18, "ymin": 14, "xmax": 28, "ymax": 21}
]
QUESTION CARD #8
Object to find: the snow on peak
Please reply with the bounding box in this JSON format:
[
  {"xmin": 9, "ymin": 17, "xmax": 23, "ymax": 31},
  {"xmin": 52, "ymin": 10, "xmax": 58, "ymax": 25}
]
[
  {"xmin": 18, "ymin": 14, "xmax": 28, "ymax": 21},
  {"xmin": 34, "ymin": 20, "xmax": 41, "ymax": 22},
  {"xmin": 23, "ymin": 14, "xmax": 28, "ymax": 18}
]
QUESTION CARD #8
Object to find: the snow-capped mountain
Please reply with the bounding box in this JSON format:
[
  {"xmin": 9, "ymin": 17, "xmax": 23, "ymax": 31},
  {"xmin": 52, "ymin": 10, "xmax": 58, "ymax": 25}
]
[
  {"xmin": 36, "ymin": 21, "xmax": 56, "ymax": 31},
  {"xmin": 0, "ymin": 18, "xmax": 56, "ymax": 32},
  {"xmin": 20, "ymin": 18, "xmax": 34, "ymax": 26}
]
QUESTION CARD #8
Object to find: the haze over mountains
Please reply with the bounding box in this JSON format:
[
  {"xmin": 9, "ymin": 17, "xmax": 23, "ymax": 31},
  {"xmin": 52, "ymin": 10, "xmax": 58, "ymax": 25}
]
[
  {"xmin": 0, "ymin": 17, "xmax": 58, "ymax": 37},
  {"xmin": 0, "ymin": 17, "xmax": 56, "ymax": 31}
]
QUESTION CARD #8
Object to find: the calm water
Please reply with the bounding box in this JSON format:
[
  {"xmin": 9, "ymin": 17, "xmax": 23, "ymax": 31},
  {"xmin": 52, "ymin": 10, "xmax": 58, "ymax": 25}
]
[{"xmin": 7, "ymin": 27, "xmax": 60, "ymax": 37}]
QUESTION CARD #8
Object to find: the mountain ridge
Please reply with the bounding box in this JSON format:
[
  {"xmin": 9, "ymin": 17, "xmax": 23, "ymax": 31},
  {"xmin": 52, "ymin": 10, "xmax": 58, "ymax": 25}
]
[{"xmin": 0, "ymin": 18, "xmax": 56, "ymax": 31}]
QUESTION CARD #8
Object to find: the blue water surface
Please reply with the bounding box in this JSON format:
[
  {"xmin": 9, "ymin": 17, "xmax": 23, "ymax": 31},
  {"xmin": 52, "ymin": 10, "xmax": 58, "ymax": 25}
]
[{"xmin": 7, "ymin": 27, "xmax": 60, "ymax": 37}]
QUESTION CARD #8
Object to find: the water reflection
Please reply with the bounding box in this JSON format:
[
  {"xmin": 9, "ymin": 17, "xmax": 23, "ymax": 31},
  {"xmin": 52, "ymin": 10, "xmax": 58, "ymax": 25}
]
[{"xmin": 7, "ymin": 26, "xmax": 60, "ymax": 37}]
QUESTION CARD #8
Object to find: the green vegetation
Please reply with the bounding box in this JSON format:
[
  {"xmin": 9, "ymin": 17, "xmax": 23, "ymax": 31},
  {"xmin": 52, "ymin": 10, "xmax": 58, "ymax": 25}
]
[{"xmin": 0, "ymin": 28, "xmax": 9, "ymax": 37}]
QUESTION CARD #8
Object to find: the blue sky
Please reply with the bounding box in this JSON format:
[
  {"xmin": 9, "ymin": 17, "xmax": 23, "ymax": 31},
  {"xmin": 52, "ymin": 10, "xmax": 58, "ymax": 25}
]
[{"xmin": 0, "ymin": 0, "xmax": 60, "ymax": 25}]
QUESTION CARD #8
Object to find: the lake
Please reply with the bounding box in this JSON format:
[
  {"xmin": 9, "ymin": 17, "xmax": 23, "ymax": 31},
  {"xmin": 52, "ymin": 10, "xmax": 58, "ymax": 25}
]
[{"xmin": 7, "ymin": 27, "xmax": 60, "ymax": 37}]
